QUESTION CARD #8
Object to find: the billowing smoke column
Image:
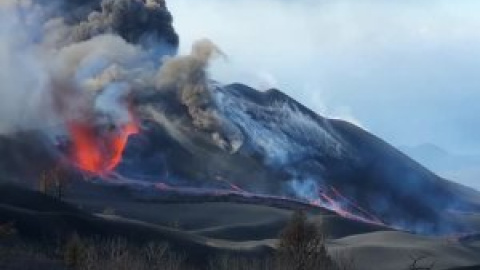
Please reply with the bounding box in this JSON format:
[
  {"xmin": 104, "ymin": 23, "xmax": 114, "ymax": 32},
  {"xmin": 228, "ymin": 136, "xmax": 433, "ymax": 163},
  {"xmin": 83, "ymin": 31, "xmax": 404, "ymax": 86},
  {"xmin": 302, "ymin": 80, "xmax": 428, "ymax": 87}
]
[
  {"xmin": 0, "ymin": 0, "xmax": 181, "ymax": 174},
  {"xmin": 37, "ymin": 0, "xmax": 178, "ymax": 48},
  {"xmin": 155, "ymin": 39, "xmax": 231, "ymax": 142}
]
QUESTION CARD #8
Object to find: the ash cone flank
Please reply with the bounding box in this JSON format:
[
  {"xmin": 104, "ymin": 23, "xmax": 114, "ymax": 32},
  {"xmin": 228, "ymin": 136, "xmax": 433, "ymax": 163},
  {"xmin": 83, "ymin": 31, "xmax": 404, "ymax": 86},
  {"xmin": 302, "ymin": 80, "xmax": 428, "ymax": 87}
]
[
  {"xmin": 132, "ymin": 81, "xmax": 480, "ymax": 234},
  {"xmin": 0, "ymin": 0, "xmax": 479, "ymax": 236}
]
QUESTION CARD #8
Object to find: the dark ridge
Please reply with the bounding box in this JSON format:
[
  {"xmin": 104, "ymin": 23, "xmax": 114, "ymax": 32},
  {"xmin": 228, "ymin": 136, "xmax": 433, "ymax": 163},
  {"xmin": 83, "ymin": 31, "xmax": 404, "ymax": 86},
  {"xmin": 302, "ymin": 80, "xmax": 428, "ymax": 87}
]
[
  {"xmin": 0, "ymin": 132, "xmax": 58, "ymax": 187},
  {"xmin": 0, "ymin": 184, "xmax": 83, "ymax": 215},
  {"xmin": 0, "ymin": 185, "xmax": 272, "ymax": 267}
]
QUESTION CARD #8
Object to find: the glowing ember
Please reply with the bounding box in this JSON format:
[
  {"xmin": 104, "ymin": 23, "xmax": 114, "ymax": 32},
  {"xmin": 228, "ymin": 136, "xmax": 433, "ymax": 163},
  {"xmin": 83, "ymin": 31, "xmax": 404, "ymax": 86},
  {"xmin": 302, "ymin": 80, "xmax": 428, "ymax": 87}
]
[{"xmin": 68, "ymin": 120, "xmax": 138, "ymax": 175}]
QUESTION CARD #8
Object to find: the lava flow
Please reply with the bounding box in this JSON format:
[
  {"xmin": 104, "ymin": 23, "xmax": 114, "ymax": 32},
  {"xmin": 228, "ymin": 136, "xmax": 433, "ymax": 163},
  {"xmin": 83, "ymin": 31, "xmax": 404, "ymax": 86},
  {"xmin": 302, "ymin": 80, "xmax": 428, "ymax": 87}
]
[
  {"xmin": 311, "ymin": 186, "xmax": 385, "ymax": 226},
  {"xmin": 68, "ymin": 120, "xmax": 138, "ymax": 175}
]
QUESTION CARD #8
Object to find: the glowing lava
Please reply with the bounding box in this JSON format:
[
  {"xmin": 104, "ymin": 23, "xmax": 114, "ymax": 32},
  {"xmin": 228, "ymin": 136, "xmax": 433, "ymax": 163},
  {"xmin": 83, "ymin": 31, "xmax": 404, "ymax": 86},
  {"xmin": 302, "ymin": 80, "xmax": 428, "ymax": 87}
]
[
  {"xmin": 68, "ymin": 120, "xmax": 138, "ymax": 175},
  {"xmin": 311, "ymin": 185, "xmax": 385, "ymax": 226}
]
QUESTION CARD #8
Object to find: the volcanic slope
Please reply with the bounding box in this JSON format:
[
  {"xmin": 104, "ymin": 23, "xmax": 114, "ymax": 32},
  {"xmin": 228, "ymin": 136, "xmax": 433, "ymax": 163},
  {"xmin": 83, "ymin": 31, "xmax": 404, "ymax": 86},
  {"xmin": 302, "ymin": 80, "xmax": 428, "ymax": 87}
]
[{"xmin": 127, "ymin": 82, "xmax": 480, "ymax": 234}]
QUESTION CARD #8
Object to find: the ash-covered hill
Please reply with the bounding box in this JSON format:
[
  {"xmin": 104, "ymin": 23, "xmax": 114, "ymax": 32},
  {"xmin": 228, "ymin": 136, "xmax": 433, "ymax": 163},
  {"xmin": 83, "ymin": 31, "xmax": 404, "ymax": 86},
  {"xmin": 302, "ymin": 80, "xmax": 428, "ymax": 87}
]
[{"xmin": 121, "ymin": 82, "xmax": 480, "ymax": 235}]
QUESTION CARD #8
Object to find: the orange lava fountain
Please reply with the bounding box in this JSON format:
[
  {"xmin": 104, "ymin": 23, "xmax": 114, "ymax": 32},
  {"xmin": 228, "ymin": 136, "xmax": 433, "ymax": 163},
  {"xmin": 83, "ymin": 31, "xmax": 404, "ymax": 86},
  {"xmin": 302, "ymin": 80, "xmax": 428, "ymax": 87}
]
[{"xmin": 68, "ymin": 120, "xmax": 139, "ymax": 175}]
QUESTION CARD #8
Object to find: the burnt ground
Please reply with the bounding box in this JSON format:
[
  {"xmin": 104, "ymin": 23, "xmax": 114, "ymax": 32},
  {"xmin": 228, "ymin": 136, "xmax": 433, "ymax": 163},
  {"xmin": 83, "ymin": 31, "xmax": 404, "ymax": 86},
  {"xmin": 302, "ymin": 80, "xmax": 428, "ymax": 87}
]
[{"xmin": 0, "ymin": 182, "xmax": 480, "ymax": 270}]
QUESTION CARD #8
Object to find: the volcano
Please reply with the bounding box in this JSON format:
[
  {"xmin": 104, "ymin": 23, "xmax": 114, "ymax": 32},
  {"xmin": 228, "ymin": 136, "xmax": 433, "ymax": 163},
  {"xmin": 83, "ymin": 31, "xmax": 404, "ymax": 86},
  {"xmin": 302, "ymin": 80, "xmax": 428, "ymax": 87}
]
[{"xmin": 114, "ymin": 82, "xmax": 480, "ymax": 235}]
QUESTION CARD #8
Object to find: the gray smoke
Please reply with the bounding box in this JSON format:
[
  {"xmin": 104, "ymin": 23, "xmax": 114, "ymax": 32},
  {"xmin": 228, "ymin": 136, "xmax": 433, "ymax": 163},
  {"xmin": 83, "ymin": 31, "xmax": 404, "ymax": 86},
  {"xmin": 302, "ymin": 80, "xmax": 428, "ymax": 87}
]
[
  {"xmin": 38, "ymin": 0, "xmax": 178, "ymax": 49},
  {"xmin": 156, "ymin": 39, "xmax": 222, "ymax": 131},
  {"xmin": 154, "ymin": 40, "xmax": 245, "ymax": 152}
]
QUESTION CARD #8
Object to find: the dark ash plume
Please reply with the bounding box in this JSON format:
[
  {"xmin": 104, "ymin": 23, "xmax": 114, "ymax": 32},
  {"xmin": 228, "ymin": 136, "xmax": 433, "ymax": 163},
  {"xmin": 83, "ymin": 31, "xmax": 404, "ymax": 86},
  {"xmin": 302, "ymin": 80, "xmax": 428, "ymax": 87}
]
[{"xmin": 38, "ymin": 0, "xmax": 178, "ymax": 48}]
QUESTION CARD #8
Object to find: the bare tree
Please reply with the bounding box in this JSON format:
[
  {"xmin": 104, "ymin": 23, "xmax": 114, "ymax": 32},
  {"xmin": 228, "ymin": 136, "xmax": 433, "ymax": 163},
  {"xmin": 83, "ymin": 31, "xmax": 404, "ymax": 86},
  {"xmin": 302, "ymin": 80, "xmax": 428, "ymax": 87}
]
[
  {"xmin": 64, "ymin": 233, "xmax": 86, "ymax": 269},
  {"xmin": 63, "ymin": 236, "xmax": 186, "ymax": 270},
  {"xmin": 407, "ymin": 253, "xmax": 436, "ymax": 270},
  {"xmin": 39, "ymin": 166, "xmax": 68, "ymax": 200},
  {"xmin": 276, "ymin": 210, "xmax": 338, "ymax": 270},
  {"xmin": 208, "ymin": 254, "xmax": 274, "ymax": 270}
]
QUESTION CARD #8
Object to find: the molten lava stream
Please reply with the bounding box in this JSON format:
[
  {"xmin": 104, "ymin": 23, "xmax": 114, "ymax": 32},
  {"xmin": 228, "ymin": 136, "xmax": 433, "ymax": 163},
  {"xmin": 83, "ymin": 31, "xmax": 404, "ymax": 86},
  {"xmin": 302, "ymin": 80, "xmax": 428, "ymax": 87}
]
[
  {"xmin": 68, "ymin": 121, "xmax": 138, "ymax": 175},
  {"xmin": 311, "ymin": 187, "xmax": 385, "ymax": 226}
]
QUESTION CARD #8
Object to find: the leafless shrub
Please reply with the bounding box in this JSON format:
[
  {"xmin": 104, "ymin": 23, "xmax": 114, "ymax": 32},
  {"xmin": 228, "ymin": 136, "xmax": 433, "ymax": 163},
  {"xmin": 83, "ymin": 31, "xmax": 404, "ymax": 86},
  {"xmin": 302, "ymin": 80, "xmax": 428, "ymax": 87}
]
[
  {"xmin": 64, "ymin": 233, "xmax": 86, "ymax": 268},
  {"xmin": 63, "ymin": 235, "xmax": 185, "ymax": 270},
  {"xmin": 0, "ymin": 242, "xmax": 62, "ymax": 270},
  {"xmin": 208, "ymin": 254, "xmax": 274, "ymax": 270},
  {"xmin": 332, "ymin": 251, "xmax": 357, "ymax": 270},
  {"xmin": 407, "ymin": 253, "xmax": 436, "ymax": 270},
  {"xmin": 39, "ymin": 165, "xmax": 69, "ymax": 200},
  {"xmin": 276, "ymin": 210, "xmax": 339, "ymax": 270}
]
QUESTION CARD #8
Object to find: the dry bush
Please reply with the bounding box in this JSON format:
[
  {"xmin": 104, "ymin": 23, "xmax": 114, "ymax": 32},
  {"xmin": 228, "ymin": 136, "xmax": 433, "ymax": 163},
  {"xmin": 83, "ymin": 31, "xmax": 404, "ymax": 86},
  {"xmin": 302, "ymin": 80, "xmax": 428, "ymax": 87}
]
[
  {"xmin": 39, "ymin": 165, "xmax": 68, "ymax": 200},
  {"xmin": 332, "ymin": 251, "xmax": 357, "ymax": 270},
  {"xmin": 63, "ymin": 235, "xmax": 185, "ymax": 270},
  {"xmin": 276, "ymin": 210, "xmax": 340, "ymax": 270},
  {"xmin": 64, "ymin": 233, "xmax": 86, "ymax": 268},
  {"xmin": 0, "ymin": 242, "xmax": 63, "ymax": 270},
  {"xmin": 0, "ymin": 235, "xmax": 187, "ymax": 270},
  {"xmin": 407, "ymin": 253, "xmax": 436, "ymax": 270},
  {"xmin": 208, "ymin": 210, "xmax": 350, "ymax": 270},
  {"xmin": 208, "ymin": 254, "xmax": 274, "ymax": 270}
]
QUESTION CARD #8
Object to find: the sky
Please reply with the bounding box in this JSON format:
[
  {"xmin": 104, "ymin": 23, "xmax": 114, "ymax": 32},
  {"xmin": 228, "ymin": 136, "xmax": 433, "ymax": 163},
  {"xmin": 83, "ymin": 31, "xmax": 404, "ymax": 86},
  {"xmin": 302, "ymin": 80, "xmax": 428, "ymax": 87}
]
[{"xmin": 167, "ymin": 0, "xmax": 480, "ymax": 188}]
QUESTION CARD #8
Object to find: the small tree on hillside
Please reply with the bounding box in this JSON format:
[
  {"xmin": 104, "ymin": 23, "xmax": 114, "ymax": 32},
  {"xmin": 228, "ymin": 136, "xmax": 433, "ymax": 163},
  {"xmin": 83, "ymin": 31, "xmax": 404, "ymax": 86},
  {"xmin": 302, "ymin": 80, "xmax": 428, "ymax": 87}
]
[
  {"xmin": 276, "ymin": 210, "xmax": 338, "ymax": 270},
  {"xmin": 64, "ymin": 233, "xmax": 87, "ymax": 269},
  {"xmin": 407, "ymin": 254, "xmax": 435, "ymax": 270},
  {"xmin": 39, "ymin": 165, "xmax": 68, "ymax": 200}
]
